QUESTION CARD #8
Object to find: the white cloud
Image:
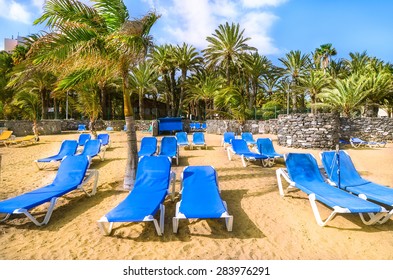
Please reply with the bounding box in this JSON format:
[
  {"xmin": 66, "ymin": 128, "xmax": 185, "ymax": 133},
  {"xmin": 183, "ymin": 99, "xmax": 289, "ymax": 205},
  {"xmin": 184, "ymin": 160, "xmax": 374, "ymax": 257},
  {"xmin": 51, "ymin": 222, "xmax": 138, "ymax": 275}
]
[
  {"xmin": 241, "ymin": 0, "xmax": 288, "ymax": 8},
  {"xmin": 0, "ymin": 0, "xmax": 32, "ymax": 24},
  {"xmin": 241, "ymin": 12, "xmax": 280, "ymax": 54},
  {"xmin": 32, "ymin": 0, "xmax": 45, "ymax": 10},
  {"xmin": 148, "ymin": 0, "xmax": 285, "ymax": 54}
]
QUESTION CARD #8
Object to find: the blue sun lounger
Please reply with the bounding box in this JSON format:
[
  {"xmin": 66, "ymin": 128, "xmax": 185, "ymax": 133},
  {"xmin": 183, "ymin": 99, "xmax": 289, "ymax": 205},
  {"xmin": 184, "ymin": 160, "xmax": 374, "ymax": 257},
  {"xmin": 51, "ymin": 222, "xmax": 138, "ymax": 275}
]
[
  {"xmin": 241, "ymin": 132, "xmax": 256, "ymax": 146},
  {"xmin": 78, "ymin": 139, "xmax": 104, "ymax": 162},
  {"xmin": 255, "ymin": 138, "xmax": 283, "ymax": 167},
  {"xmin": 159, "ymin": 136, "xmax": 179, "ymax": 165},
  {"xmin": 0, "ymin": 155, "xmax": 99, "ymax": 226},
  {"xmin": 228, "ymin": 139, "xmax": 268, "ymax": 167},
  {"xmin": 321, "ymin": 150, "xmax": 393, "ymax": 224},
  {"xmin": 138, "ymin": 136, "xmax": 157, "ymax": 157},
  {"xmin": 221, "ymin": 132, "xmax": 235, "ymax": 150},
  {"xmin": 34, "ymin": 140, "xmax": 78, "ymax": 170},
  {"xmin": 77, "ymin": 124, "xmax": 87, "ymax": 132},
  {"xmin": 276, "ymin": 153, "xmax": 387, "ymax": 226},
  {"xmin": 173, "ymin": 166, "xmax": 233, "ymax": 233},
  {"xmin": 97, "ymin": 133, "xmax": 111, "ymax": 149},
  {"xmin": 77, "ymin": 133, "xmax": 91, "ymax": 152},
  {"xmin": 175, "ymin": 132, "xmax": 189, "ymax": 148},
  {"xmin": 350, "ymin": 137, "xmax": 386, "ymax": 148},
  {"xmin": 97, "ymin": 156, "xmax": 176, "ymax": 236},
  {"xmin": 191, "ymin": 132, "xmax": 207, "ymax": 149}
]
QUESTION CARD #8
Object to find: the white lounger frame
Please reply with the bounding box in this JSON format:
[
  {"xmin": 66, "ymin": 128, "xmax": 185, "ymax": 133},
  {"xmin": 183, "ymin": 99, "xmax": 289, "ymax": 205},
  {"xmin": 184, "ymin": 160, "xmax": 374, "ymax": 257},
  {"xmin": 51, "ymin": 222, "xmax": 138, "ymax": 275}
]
[
  {"xmin": 0, "ymin": 169, "xmax": 99, "ymax": 226},
  {"xmin": 172, "ymin": 166, "xmax": 233, "ymax": 233},
  {"xmin": 227, "ymin": 146, "xmax": 271, "ymax": 167},
  {"xmin": 276, "ymin": 168, "xmax": 387, "ymax": 227},
  {"xmin": 97, "ymin": 171, "xmax": 176, "ymax": 236}
]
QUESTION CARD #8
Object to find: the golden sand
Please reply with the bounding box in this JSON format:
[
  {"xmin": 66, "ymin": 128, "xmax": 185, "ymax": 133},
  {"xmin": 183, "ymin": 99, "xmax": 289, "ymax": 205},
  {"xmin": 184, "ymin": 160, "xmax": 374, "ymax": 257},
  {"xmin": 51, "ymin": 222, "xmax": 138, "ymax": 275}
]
[{"xmin": 0, "ymin": 131, "xmax": 392, "ymax": 260}]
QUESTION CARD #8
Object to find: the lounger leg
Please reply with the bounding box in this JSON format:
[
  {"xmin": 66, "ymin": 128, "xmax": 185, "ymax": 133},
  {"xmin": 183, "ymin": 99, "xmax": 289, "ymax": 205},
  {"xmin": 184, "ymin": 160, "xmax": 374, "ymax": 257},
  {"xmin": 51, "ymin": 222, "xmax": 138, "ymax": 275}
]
[
  {"xmin": 78, "ymin": 169, "xmax": 99, "ymax": 196},
  {"xmin": 308, "ymin": 194, "xmax": 339, "ymax": 227},
  {"xmin": 226, "ymin": 216, "xmax": 233, "ymax": 232},
  {"xmin": 14, "ymin": 197, "xmax": 59, "ymax": 226},
  {"xmin": 173, "ymin": 202, "xmax": 180, "ymax": 233},
  {"xmin": 276, "ymin": 168, "xmax": 295, "ymax": 197},
  {"xmin": 170, "ymin": 172, "xmax": 176, "ymax": 201},
  {"xmin": 227, "ymin": 148, "xmax": 232, "ymax": 161},
  {"xmin": 359, "ymin": 212, "xmax": 387, "ymax": 225},
  {"xmin": 159, "ymin": 204, "xmax": 165, "ymax": 234},
  {"xmin": 241, "ymin": 155, "xmax": 247, "ymax": 167},
  {"xmin": 0, "ymin": 214, "xmax": 11, "ymax": 223},
  {"xmin": 97, "ymin": 218, "xmax": 114, "ymax": 235},
  {"xmin": 376, "ymin": 209, "xmax": 393, "ymax": 224}
]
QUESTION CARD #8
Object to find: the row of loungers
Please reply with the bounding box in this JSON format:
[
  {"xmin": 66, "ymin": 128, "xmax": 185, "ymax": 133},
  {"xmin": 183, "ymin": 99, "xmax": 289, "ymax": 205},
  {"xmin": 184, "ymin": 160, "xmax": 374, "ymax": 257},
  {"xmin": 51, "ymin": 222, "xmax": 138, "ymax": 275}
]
[
  {"xmin": 138, "ymin": 133, "xmax": 208, "ymax": 165},
  {"xmin": 0, "ymin": 135, "xmax": 233, "ymax": 235},
  {"xmin": 223, "ymin": 132, "xmax": 283, "ymax": 167},
  {"xmin": 34, "ymin": 133, "xmax": 110, "ymax": 170},
  {"xmin": 97, "ymin": 156, "xmax": 233, "ymax": 235},
  {"xmin": 277, "ymin": 151, "xmax": 393, "ymax": 227}
]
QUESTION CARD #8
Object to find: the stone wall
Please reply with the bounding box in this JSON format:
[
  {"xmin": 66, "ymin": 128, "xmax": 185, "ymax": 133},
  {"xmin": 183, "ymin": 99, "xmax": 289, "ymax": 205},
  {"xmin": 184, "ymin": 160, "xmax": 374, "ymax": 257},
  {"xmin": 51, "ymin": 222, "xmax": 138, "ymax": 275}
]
[
  {"xmin": 340, "ymin": 117, "xmax": 393, "ymax": 142},
  {"xmin": 276, "ymin": 114, "xmax": 340, "ymax": 149},
  {"xmin": 206, "ymin": 120, "xmax": 260, "ymax": 135}
]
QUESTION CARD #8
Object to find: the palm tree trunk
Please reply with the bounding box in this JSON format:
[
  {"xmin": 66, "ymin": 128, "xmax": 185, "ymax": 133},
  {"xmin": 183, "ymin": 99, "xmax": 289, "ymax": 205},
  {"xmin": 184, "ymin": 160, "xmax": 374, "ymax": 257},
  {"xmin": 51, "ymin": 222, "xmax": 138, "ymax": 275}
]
[
  {"xmin": 122, "ymin": 73, "xmax": 138, "ymax": 190},
  {"xmin": 139, "ymin": 89, "xmax": 144, "ymax": 120},
  {"xmin": 177, "ymin": 69, "xmax": 187, "ymax": 117}
]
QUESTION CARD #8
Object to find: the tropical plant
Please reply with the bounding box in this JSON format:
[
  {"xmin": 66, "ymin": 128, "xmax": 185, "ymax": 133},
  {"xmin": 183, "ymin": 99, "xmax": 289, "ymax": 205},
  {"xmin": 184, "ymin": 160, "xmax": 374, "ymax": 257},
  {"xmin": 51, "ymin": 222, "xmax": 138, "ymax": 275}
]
[
  {"xmin": 30, "ymin": 0, "xmax": 159, "ymax": 189},
  {"xmin": 298, "ymin": 69, "xmax": 331, "ymax": 113},
  {"xmin": 318, "ymin": 74, "xmax": 370, "ymax": 117},
  {"xmin": 75, "ymin": 86, "xmax": 101, "ymax": 137},
  {"xmin": 279, "ymin": 50, "xmax": 311, "ymax": 112},
  {"xmin": 173, "ymin": 43, "xmax": 202, "ymax": 116},
  {"xmin": 12, "ymin": 90, "xmax": 40, "ymax": 139},
  {"xmin": 315, "ymin": 43, "xmax": 337, "ymax": 71},
  {"xmin": 149, "ymin": 44, "xmax": 177, "ymax": 116},
  {"xmin": 129, "ymin": 60, "xmax": 158, "ymax": 120},
  {"xmin": 203, "ymin": 22, "xmax": 256, "ymax": 84}
]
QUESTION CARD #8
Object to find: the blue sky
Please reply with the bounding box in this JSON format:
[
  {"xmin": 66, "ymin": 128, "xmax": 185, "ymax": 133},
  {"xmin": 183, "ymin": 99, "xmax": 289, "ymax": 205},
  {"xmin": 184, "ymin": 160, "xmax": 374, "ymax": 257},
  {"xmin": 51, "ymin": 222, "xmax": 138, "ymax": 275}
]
[{"xmin": 1, "ymin": 0, "xmax": 393, "ymax": 65}]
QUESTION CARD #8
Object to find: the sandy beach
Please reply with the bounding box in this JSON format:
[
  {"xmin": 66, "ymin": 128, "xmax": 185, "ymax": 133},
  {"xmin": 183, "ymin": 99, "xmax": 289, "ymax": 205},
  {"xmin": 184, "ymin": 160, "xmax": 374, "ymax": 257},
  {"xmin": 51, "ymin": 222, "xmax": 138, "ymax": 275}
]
[{"xmin": 0, "ymin": 131, "xmax": 393, "ymax": 260}]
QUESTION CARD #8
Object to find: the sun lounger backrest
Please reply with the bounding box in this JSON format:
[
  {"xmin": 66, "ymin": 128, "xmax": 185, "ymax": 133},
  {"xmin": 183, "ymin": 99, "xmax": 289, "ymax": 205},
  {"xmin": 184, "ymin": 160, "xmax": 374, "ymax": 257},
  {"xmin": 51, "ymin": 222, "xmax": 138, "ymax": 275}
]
[
  {"xmin": 133, "ymin": 156, "xmax": 171, "ymax": 192},
  {"xmin": 285, "ymin": 153, "xmax": 326, "ymax": 186},
  {"xmin": 58, "ymin": 140, "xmax": 78, "ymax": 157},
  {"xmin": 97, "ymin": 134, "xmax": 110, "ymax": 146},
  {"xmin": 231, "ymin": 139, "xmax": 251, "ymax": 154},
  {"xmin": 78, "ymin": 134, "xmax": 91, "ymax": 146},
  {"xmin": 321, "ymin": 151, "xmax": 370, "ymax": 188},
  {"xmin": 80, "ymin": 139, "xmax": 101, "ymax": 157},
  {"xmin": 52, "ymin": 156, "xmax": 90, "ymax": 187},
  {"xmin": 138, "ymin": 136, "xmax": 157, "ymax": 156},
  {"xmin": 257, "ymin": 138, "xmax": 276, "ymax": 155},
  {"xmin": 223, "ymin": 132, "xmax": 235, "ymax": 143},
  {"xmin": 192, "ymin": 132, "xmax": 205, "ymax": 144},
  {"xmin": 0, "ymin": 130, "xmax": 13, "ymax": 140},
  {"xmin": 160, "ymin": 136, "xmax": 177, "ymax": 156},
  {"xmin": 241, "ymin": 132, "xmax": 254, "ymax": 143},
  {"xmin": 175, "ymin": 132, "xmax": 188, "ymax": 145}
]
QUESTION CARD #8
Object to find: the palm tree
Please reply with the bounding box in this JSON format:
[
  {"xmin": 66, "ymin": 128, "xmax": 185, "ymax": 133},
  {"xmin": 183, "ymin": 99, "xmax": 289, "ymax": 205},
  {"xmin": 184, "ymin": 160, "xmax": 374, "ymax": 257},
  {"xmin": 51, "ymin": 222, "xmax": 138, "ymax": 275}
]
[
  {"xmin": 315, "ymin": 43, "xmax": 337, "ymax": 71},
  {"xmin": 12, "ymin": 90, "xmax": 40, "ymax": 139},
  {"xmin": 298, "ymin": 69, "xmax": 331, "ymax": 113},
  {"xmin": 30, "ymin": 0, "xmax": 159, "ymax": 189},
  {"xmin": 186, "ymin": 71, "xmax": 225, "ymax": 120},
  {"xmin": 279, "ymin": 50, "xmax": 311, "ymax": 112},
  {"xmin": 129, "ymin": 60, "xmax": 158, "ymax": 120},
  {"xmin": 318, "ymin": 74, "xmax": 369, "ymax": 117},
  {"xmin": 149, "ymin": 44, "xmax": 177, "ymax": 116},
  {"xmin": 203, "ymin": 22, "xmax": 256, "ymax": 84},
  {"xmin": 173, "ymin": 43, "xmax": 202, "ymax": 116},
  {"xmin": 243, "ymin": 52, "xmax": 272, "ymax": 110},
  {"xmin": 75, "ymin": 86, "xmax": 101, "ymax": 137}
]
